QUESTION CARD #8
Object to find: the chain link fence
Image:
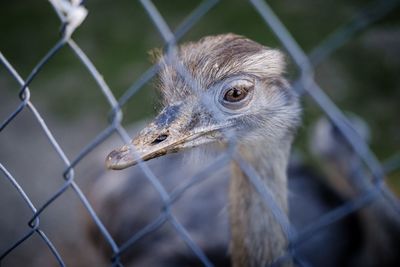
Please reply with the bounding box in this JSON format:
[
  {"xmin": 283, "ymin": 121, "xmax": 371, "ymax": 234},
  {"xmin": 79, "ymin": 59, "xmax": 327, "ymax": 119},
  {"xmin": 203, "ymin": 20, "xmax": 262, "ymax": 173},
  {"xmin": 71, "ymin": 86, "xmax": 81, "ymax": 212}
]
[{"xmin": 1, "ymin": 0, "xmax": 400, "ymax": 266}]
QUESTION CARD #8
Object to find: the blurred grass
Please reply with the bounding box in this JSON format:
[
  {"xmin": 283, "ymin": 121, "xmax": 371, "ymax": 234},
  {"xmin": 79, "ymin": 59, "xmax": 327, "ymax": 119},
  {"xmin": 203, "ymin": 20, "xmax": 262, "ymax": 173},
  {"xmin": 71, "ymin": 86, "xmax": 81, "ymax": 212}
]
[{"xmin": 1, "ymin": 0, "xmax": 399, "ymax": 184}]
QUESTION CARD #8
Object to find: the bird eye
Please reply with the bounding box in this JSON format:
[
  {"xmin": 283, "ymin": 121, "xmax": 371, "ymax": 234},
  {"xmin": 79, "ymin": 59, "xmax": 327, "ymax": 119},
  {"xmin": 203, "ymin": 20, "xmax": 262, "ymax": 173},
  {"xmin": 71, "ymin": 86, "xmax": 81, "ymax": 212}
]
[
  {"xmin": 219, "ymin": 79, "xmax": 254, "ymax": 111},
  {"xmin": 223, "ymin": 87, "xmax": 248, "ymax": 102}
]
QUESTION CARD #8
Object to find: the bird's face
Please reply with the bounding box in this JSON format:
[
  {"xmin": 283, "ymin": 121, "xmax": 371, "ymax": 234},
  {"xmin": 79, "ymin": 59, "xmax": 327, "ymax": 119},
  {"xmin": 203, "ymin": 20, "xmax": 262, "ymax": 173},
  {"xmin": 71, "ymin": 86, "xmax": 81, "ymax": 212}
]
[{"xmin": 106, "ymin": 34, "xmax": 300, "ymax": 170}]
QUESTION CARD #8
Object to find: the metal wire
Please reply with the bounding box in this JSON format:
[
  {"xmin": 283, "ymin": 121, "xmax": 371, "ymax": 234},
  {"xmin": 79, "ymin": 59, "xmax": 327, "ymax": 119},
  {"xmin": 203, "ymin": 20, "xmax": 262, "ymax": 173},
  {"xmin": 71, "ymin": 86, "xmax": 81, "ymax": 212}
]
[{"xmin": 1, "ymin": 0, "xmax": 399, "ymax": 266}]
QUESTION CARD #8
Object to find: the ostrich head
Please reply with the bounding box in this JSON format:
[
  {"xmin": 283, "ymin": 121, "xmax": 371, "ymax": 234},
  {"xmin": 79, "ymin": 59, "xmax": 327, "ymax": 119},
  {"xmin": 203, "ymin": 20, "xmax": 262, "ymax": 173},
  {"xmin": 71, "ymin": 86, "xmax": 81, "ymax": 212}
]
[{"xmin": 106, "ymin": 33, "xmax": 300, "ymax": 171}]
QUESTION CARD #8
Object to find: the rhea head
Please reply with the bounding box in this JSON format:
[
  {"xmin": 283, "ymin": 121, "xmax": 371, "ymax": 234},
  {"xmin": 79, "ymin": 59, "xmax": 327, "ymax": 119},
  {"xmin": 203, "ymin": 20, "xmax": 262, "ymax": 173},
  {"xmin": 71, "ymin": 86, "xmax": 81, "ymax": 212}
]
[{"xmin": 106, "ymin": 33, "xmax": 300, "ymax": 170}]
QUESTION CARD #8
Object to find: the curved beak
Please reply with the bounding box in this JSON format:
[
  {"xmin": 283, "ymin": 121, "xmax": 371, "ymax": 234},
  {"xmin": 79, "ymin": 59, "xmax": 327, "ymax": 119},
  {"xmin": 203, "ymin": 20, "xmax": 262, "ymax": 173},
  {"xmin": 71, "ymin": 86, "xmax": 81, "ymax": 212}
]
[{"xmin": 105, "ymin": 104, "xmax": 228, "ymax": 170}]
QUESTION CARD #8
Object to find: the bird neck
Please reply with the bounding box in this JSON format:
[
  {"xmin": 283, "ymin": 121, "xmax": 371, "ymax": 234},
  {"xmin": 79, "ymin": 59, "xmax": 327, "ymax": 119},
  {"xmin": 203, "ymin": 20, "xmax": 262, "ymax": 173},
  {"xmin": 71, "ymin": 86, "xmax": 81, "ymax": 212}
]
[{"xmin": 229, "ymin": 141, "xmax": 291, "ymax": 267}]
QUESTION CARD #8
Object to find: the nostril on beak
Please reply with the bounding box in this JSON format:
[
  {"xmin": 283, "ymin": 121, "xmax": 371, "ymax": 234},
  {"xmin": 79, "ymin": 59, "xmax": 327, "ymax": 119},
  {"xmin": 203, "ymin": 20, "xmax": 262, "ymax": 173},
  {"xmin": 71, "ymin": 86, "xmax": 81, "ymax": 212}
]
[{"xmin": 151, "ymin": 133, "xmax": 168, "ymax": 145}]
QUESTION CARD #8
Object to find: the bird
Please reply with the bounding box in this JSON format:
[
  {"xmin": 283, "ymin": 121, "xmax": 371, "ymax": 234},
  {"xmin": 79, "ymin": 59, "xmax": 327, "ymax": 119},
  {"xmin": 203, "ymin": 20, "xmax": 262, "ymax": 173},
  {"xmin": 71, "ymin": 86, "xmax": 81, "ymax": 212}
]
[
  {"xmin": 105, "ymin": 33, "xmax": 302, "ymax": 267},
  {"xmin": 310, "ymin": 116, "xmax": 400, "ymax": 267},
  {"xmin": 99, "ymin": 33, "xmax": 399, "ymax": 267},
  {"xmin": 101, "ymin": 33, "xmax": 319, "ymax": 266}
]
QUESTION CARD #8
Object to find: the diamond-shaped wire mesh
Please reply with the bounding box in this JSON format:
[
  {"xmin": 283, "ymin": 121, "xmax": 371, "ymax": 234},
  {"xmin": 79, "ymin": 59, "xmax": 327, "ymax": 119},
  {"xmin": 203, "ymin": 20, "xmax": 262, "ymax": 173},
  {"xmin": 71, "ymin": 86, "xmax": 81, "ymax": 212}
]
[{"xmin": 1, "ymin": 0, "xmax": 400, "ymax": 266}]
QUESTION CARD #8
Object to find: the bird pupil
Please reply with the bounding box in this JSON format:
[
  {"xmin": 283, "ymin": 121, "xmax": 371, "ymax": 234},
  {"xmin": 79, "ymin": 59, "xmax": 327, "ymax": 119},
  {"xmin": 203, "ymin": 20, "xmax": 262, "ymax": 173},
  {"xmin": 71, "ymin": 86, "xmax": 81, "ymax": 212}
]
[
  {"xmin": 224, "ymin": 87, "xmax": 246, "ymax": 102},
  {"xmin": 232, "ymin": 89, "xmax": 241, "ymax": 97}
]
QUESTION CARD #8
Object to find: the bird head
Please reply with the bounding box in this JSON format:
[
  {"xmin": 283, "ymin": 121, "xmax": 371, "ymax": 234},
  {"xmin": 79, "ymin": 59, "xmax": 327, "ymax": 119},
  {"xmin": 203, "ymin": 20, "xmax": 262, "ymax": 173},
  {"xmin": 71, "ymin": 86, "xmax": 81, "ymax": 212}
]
[{"xmin": 106, "ymin": 34, "xmax": 300, "ymax": 170}]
